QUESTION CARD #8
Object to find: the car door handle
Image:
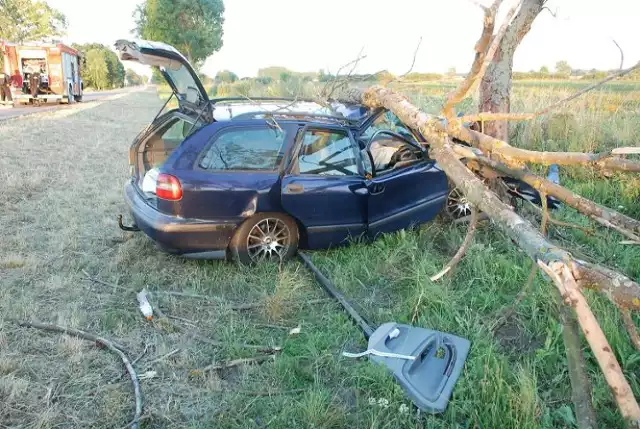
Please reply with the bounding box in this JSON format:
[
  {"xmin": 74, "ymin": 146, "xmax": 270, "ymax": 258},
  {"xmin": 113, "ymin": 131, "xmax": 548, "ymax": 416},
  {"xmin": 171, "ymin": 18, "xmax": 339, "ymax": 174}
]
[
  {"xmin": 370, "ymin": 184, "xmax": 385, "ymax": 195},
  {"xmin": 285, "ymin": 183, "xmax": 304, "ymax": 194}
]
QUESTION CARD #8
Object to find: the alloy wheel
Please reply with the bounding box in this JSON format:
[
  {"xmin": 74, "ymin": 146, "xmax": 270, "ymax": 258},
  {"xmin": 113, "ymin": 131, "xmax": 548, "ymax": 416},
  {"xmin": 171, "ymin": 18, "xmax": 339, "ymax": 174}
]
[
  {"xmin": 446, "ymin": 187, "xmax": 472, "ymax": 219},
  {"xmin": 246, "ymin": 218, "xmax": 291, "ymax": 262}
]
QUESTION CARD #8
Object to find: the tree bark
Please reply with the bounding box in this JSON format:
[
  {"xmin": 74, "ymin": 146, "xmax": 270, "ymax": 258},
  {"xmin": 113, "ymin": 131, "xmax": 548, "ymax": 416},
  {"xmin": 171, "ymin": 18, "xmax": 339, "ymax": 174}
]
[
  {"xmin": 478, "ymin": 0, "xmax": 546, "ymax": 141},
  {"xmin": 558, "ymin": 295, "xmax": 598, "ymax": 429}
]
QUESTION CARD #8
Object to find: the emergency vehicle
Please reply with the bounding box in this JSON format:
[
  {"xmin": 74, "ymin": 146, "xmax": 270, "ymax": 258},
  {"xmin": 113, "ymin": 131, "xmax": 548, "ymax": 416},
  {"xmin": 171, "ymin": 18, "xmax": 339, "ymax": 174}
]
[{"xmin": 1, "ymin": 40, "xmax": 83, "ymax": 105}]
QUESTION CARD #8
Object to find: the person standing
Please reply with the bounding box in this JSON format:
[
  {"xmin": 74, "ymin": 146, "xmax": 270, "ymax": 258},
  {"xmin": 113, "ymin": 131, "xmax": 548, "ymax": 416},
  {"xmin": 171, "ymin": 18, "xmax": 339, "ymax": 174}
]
[
  {"xmin": 11, "ymin": 69, "xmax": 23, "ymax": 91},
  {"xmin": 0, "ymin": 72, "xmax": 12, "ymax": 103}
]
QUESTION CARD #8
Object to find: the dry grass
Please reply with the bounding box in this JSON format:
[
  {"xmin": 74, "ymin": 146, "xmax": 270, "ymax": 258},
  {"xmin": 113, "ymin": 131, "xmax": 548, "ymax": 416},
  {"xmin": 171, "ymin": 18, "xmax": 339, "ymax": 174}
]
[{"xmin": 0, "ymin": 86, "xmax": 638, "ymax": 428}]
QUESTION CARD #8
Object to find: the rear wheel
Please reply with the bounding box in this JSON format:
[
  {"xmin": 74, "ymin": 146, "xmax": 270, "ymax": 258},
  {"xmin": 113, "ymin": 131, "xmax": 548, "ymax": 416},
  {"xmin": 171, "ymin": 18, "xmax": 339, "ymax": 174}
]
[
  {"xmin": 229, "ymin": 213, "xmax": 299, "ymax": 265},
  {"xmin": 74, "ymin": 94, "xmax": 83, "ymax": 102}
]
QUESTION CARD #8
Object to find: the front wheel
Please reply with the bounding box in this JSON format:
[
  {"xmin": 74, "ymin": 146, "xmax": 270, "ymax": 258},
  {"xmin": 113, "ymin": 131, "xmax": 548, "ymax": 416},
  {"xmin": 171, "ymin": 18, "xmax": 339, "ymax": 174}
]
[
  {"xmin": 229, "ymin": 213, "xmax": 299, "ymax": 265},
  {"xmin": 74, "ymin": 94, "xmax": 83, "ymax": 102},
  {"xmin": 443, "ymin": 186, "xmax": 473, "ymax": 220}
]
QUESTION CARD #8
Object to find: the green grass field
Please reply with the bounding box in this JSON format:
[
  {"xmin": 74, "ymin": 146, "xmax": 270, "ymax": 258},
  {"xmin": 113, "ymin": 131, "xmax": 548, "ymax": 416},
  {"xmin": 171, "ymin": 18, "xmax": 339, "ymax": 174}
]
[{"xmin": 0, "ymin": 82, "xmax": 638, "ymax": 428}]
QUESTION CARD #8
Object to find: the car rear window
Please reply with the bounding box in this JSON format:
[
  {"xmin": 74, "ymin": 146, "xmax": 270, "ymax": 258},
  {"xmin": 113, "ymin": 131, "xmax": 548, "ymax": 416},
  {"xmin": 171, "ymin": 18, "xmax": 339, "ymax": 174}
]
[{"xmin": 199, "ymin": 127, "xmax": 287, "ymax": 171}]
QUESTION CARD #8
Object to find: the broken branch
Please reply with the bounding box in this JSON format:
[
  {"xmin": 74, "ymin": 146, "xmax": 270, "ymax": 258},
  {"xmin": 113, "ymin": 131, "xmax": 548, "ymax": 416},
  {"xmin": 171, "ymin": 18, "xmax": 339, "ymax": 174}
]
[
  {"xmin": 620, "ymin": 309, "xmax": 640, "ymax": 351},
  {"xmin": 442, "ymin": 0, "xmax": 502, "ymax": 118},
  {"xmin": 10, "ymin": 320, "xmax": 142, "ymax": 429},
  {"xmin": 192, "ymin": 355, "xmax": 275, "ymax": 374},
  {"xmin": 431, "ymin": 207, "xmax": 479, "ymax": 281},
  {"xmin": 538, "ymin": 261, "xmax": 640, "ymax": 425}
]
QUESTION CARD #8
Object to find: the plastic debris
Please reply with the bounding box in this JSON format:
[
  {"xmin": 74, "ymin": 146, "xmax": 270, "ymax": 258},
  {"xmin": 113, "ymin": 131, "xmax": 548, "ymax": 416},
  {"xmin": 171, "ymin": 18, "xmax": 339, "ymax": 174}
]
[{"xmin": 137, "ymin": 289, "xmax": 153, "ymax": 320}]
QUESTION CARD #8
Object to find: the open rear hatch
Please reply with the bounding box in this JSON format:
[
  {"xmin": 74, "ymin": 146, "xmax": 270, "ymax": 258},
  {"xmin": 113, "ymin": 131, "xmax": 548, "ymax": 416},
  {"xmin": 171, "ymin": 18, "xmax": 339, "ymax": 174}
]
[
  {"xmin": 114, "ymin": 39, "xmax": 211, "ymax": 120},
  {"xmin": 116, "ymin": 39, "xmax": 210, "ymax": 201}
]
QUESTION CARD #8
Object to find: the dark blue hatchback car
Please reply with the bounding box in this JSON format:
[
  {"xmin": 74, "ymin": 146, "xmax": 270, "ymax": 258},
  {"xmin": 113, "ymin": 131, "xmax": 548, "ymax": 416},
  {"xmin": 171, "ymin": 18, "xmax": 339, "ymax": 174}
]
[{"xmin": 114, "ymin": 40, "xmax": 471, "ymax": 263}]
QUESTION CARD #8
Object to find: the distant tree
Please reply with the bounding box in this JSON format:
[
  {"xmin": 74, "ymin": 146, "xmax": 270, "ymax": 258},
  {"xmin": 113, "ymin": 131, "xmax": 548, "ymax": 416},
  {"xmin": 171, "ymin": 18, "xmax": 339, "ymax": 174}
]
[
  {"xmin": 258, "ymin": 67, "xmax": 291, "ymax": 81},
  {"xmin": 134, "ymin": 0, "xmax": 224, "ymax": 65},
  {"xmin": 125, "ymin": 68, "xmax": 144, "ymax": 86},
  {"xmin": 255, "ymin": 76, "xmax": 273, "ymax": 85},
  {"xmin": 555, "ymin": 60, "xmax": 572, "ymax": 76},
  {"xmin": 73, "ymin": 43, "xmax": 125, "ymax": 88},
  {"xmin": 446, "ymin": 67, "xmax": 457, "ymax": 78},
  {"xmin": 150, "ymin": 68, "xmax": 164, "ymax": 84},
  {"xmin": 0, "ymin": 0, "xmax": 67, "ymax": 43},
  {"xmin": 279, "ymin": 71, "xmax": 291, "ymax": 82},
  {"xmin": 85, "ymin": 50, "xmax": 109, "ymax": 90},
  {"xmin": 215, "ymin": 70, "xmax": 238, "ymax": 83},
  {"xmin": 539, "ymin": 65, "xmax": 550, "ymax": 74}
]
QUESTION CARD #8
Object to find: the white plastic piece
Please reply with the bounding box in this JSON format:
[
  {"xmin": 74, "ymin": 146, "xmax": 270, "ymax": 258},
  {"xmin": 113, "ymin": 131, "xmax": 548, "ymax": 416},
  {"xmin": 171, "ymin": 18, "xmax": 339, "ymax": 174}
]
[
  {"xmin": 342, "ymin": 349, "xmax": 416, "ymax": 361},
  {"xmin": 388, "ymin": 328, "xmax": 401, "ymax": 339},
  {"xmin": 289, "ymin": 326, "xmax": 301, "ymax": 336},
  {"xmin": 137, "ymin": 289, "xmax": 153, "ymax": 320},
  {"xmin": 141, "ymin": 168, "xmax": 160, "ymax": 194}
]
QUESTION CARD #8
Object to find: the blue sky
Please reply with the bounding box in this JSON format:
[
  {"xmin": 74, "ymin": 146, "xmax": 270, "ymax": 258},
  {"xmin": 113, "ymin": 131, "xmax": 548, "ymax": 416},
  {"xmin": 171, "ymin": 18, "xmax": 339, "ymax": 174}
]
[{"xmin": 46, "ymin": 0, "xmax": 640, "ymax": 77}]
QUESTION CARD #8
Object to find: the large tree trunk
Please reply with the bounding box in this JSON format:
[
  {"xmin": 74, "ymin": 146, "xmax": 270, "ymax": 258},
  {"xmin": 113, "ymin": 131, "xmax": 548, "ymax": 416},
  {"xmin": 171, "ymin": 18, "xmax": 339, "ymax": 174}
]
[{"xmin": 479, "ymin": 0, "xmax": 546, "ymax": 141}]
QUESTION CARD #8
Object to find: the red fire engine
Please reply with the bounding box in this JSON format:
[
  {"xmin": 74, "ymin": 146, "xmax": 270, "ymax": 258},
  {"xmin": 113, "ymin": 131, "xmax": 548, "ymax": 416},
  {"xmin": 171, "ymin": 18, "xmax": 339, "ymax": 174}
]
[{"xmin": 1, "ymin": 40, "xmax": 83, "ymax": 105}]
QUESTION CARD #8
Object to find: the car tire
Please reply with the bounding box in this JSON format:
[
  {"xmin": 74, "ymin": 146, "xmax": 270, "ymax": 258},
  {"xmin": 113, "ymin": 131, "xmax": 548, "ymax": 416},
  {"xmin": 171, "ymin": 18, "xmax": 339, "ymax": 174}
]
[
  {"xmin": 229, "ymin": 213, "xmax": 299, "ymax": 265},
  {"xmin": 74, "ymin": 95, "xmax": 83, "ymax": 102},
  {"xmin": 67, "ymin": 87, "xmax": 75, "ymax": 104}
]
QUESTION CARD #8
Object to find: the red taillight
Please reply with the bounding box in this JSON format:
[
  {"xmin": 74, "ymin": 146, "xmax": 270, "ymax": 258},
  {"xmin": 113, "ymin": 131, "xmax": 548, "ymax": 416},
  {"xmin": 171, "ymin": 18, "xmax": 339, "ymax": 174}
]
[{"xmin": 156, "ymin": 173, "xmax": 183, "ymax": 201}]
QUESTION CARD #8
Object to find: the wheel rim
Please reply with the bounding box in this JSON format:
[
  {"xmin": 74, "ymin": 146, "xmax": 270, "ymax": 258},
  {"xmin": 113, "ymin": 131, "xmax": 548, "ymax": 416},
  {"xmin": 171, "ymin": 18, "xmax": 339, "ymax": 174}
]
[
  {"xmin": 446, "ymin": 187, "xmax": 472, "ymax": 219},
  {"xmin": 246, "ymin": 218, "xmax": 291, "ymax": 262}
]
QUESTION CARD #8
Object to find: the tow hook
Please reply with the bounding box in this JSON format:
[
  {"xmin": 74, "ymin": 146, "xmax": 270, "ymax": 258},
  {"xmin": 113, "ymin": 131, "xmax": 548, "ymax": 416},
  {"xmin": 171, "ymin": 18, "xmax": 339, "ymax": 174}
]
[{"xmin": 117, "ymin": 214, "xmax": 140, "ymax": 232}]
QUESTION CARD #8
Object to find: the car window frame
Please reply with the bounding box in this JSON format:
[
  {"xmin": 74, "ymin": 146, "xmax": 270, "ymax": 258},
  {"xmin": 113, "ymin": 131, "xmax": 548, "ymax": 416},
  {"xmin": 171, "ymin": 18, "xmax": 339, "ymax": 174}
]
[
  {"xmin": 286, "ymin": 124, "xmax": 365, "ymax": 178},
  {"xmin": 358, "ymin": 108, "xmax": 423, "ymax": 145},
  {"xmin": 194, "ymin": 123, "xmax": 294, "ymax": 174},
  {"xmin": 366, "ymin": 131, "xmax": 429, "ymax": 177}
]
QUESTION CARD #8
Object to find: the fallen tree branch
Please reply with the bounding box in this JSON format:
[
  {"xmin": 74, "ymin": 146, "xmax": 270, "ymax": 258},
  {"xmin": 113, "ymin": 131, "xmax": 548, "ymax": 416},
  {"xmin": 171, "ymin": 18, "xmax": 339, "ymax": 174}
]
[
  {"xmin": 455, "ymin": 127, "xmax": 640, "ymax": 172},
  {"xmin": 592, "ymin": 216, "xmax": 640, "ymax": 243},
  {"xmin": 538, "ymin": 261, "xmax": 640, "ymax": 425},
  {"xmin": 144, "ymin": 348, "xmax": 180, "ymax": 368},
  {"xmin": 557, "ymin": 294, "xmax": 598, "ymax": 429},
  {"xmin": 620, "ymin": 309, "xmax": 640, "ymax": 351},
  {"xmin": 431, "ymin": 207, "xmax": 479, "ymax": 281},
  {"xmin": 228, "ymin": 297, "xmax": 332, "ymax": 311},
  {"xmin": 473, "ymin": 154, "xmax": 640, "ymax": 238},
  {"xmin": 191, "ymin": 355, "xmax": 275, "ymax": 374},
  {"xmin": 10, "ymin": 320, "xmax": 142, "ymax": 429}
]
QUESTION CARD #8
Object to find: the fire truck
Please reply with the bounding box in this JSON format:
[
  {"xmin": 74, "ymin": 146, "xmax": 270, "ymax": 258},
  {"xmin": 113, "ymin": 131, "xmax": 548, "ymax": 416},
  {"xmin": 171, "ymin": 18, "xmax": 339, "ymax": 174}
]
[{"xmin": 1, "ymin": 40, "xmax": 83, "ymax": 105}]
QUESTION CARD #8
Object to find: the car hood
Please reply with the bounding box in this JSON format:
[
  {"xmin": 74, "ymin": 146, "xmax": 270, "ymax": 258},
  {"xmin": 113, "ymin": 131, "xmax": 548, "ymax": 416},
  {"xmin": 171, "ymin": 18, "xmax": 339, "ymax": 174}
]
[{"xmin": 115, "ymin": 39, "xmax": 210, "ymax": 116}]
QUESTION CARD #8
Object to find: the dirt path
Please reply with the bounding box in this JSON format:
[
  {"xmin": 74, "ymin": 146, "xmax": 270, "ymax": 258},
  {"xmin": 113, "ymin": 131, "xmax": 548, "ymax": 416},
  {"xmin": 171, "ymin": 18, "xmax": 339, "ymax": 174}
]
[{"xmin": 0, "ymin": 88, "xmax": 140, "ymax": 121}]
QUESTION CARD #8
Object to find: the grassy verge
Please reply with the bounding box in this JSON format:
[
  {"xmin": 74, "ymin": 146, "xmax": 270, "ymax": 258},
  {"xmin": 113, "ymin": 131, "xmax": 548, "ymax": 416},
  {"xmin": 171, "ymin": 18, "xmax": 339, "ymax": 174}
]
[{"xmin": 0, "ymin": 86, "xmax": 638, "ymax": 428}]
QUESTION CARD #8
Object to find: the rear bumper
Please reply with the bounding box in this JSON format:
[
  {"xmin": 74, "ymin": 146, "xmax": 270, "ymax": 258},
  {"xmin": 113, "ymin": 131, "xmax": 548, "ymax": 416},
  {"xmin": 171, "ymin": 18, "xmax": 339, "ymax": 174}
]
[{"xmin": 124, "ymin": 181, "xmax": 240, "ymax": 256}]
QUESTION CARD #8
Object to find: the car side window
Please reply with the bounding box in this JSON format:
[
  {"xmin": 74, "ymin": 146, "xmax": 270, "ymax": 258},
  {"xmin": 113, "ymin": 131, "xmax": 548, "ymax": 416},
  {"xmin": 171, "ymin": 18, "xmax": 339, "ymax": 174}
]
[
  {"xmin": 295, "ymin": 129, "xmax": 359, "ymax": 176},
  {"xmin": 361, "ymin": 110, "xmax": 416, "ymax": 143},
  {"xmin": 369, "ymin": 134, "xmax": 423, "ymax": 175},
  {"xmin": 162, "ymin": 118, "xmax": 192, "ymax": 140},
  {"xmin": 199, "ymin": 127, "xmax": 287, "ymax": 171}
]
